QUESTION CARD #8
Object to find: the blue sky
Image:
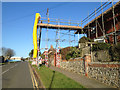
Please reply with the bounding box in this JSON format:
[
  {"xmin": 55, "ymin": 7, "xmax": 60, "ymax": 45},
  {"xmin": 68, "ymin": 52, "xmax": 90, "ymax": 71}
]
[{"xmin": 2, "ymin": 2, "xmax": 115, "ymax": 57}]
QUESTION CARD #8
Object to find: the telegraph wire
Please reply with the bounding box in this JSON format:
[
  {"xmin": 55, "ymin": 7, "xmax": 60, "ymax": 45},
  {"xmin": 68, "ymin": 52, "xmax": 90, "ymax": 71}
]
[{"xmin": 2, "ymin": 2, "xmax": 69, "ymax": 24}]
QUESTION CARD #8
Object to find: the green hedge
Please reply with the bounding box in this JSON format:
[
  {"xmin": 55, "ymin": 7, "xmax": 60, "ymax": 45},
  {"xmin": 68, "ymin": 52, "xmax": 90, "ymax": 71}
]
[
  {"xmin": 66, "ymin": 47, "xmax": 82, "ymax": 60},
  {"xmin": 92, "ymin": 43, "xmax": 111, "ymax": 51},
  {"xmin": 79, "ymin": 36, "xmax": 93, "ymax": 43},
  {"xmin": 92, "ymin": 42, "xmax": 120, "ymax": 61},
  {"xmin": 109, "ymin": 43, "xmax": 120, "ymax": 61}
]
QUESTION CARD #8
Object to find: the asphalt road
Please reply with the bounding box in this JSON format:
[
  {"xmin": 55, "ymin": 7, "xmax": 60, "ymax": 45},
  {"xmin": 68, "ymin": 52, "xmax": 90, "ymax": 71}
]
[{"xmin": 1, "ymin": 61, "xmax": 33, "ymax": 88}]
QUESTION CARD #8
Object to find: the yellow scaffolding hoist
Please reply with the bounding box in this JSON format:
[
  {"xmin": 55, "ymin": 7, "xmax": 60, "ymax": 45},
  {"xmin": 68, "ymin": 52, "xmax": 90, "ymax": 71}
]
[{"xmin": 33, "ymin": 13, "xmax": 41, "ymax": 58}]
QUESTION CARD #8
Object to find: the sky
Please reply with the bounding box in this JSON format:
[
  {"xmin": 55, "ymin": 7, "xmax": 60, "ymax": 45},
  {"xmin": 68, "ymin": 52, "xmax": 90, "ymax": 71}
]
[{"xmin": 1, "ymin": 1, "xmax": 117, "ymax": 58}]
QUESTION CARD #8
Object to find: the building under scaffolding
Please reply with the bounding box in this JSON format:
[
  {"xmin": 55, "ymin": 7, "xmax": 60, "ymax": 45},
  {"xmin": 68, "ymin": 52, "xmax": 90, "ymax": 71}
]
[
  {"xmin": 37, "ymin": 12, "xmax": 82, "ymax": 67},
  {"xmin": 75, "ymin": 1, "xmax": 120, "ymax": 44}
]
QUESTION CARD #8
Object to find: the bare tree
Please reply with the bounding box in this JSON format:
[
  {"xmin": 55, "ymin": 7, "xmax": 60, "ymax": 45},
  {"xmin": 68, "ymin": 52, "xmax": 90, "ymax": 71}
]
[
  {"xmin": 5, "ymin": 48, "xmax": 15, "ymax": 58},
  {"xmin": 1, "ymin": 47, "xmax": 15, "ymax": 59}
]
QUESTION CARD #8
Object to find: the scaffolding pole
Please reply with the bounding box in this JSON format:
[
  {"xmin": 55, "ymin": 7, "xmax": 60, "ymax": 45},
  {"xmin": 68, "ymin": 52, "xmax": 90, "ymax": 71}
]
[
  {"xmin": 88, "ymin": 12, "xmax": 90, "ymax": 38},
  {"xmin": 45, "ymin": 8, "xmax": 49, "ymax": 67},
  {"xmin": 101, "ymin": 0, "xmax": 106, "ymax": 40},
  {"xmin": 37, "ymin": 27, "xmax": 40, "ymax": 67},
  {"xmin": 74, "ymin": 32, "xmax": 75, "ymax": 45},
  {"xmin": 95, "ymin": 8, "xmax": 98, "ymax": 38},
  {"xmin": 55, "ymin": 23, "xmax": 58, "ymax": 67},
  {"xmin": 38, "ymin": 27, "xmax": 42, "ymax": 51},
  {"xmin": 69, "ymin": 20, "xmax": 71, "ymax": 46},
  {"xmin": 58, "ymin": 19, "xmax": 60, "ymax": 49},
  {"xmin": 112, "ymin": 0, "xmax": 117, "ymax": 44}
]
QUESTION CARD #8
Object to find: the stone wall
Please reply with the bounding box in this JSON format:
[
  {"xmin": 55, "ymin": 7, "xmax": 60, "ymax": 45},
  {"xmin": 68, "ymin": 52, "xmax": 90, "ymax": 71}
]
[
  {"xmin": 60, "ymin": 60, "xmax": 120, "ymax": 88},
  {"xmin": 60, "ymin": 58, "xmax": 85, "ymax": 75},
  {"xmin": 79, "ymin": 43, "xmax": 86, "ymax": 48},
  {"xmin": 92, "ymin": 50, "xmax": 112, "ymax": 62},
  {"xmin": 81, "ymin": 47, "xmax": 90, "ymax": 57},
  {"xmin": 88, "ymin": 62, "xmax": 120, "ymax": 88}
]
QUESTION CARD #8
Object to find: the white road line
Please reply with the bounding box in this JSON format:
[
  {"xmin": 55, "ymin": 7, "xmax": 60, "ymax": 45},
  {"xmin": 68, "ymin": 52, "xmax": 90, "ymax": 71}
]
[
  {"xmin": 0, "ymin": 65, "xmax": 6, "ymax": 67},
  {"xmin": 0, "ymin": 64, "xmax": 18, "ymax": 75}
]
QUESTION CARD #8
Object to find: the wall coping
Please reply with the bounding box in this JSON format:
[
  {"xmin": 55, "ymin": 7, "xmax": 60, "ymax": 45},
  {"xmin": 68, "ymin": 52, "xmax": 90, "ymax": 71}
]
[
  {"xmin": 88, "ymin": 63, "xmax": 120, "ymax": 68},
  {"xmin": 89, "ymin": 62, "xmax": 120, "ymax": 64}
]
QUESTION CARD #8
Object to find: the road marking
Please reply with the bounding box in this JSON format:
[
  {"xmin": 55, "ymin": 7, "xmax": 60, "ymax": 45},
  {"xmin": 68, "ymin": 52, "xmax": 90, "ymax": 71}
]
[
  {"xmin": 28, "ymin": 63, "xmax": 35, "ymax": 88},
  {"xmin": 0, "ymin": 64, "xmax": 18, "ymax": 75},
  {"xmin": 28, "ymin": 63, "xmax": 38, "ymax": 89},
  {"xmin": 0, "ymin": 65, "xmax": 6, "ymax": 67}
]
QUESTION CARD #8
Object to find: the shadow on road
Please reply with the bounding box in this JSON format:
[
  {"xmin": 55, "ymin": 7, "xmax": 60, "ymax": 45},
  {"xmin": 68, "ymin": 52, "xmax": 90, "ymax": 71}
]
[{"xmin": 49, "ymin": 70, "xmax": 55, "ymax": 89}]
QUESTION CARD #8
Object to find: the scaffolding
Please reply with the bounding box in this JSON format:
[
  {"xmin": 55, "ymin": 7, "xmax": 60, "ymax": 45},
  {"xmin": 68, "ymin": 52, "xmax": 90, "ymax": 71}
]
[
  {"xmin": 75, "ymin": 0, "xmax": 120, "ymax": 44},
  {"xmin": 37, "ymin": 9, "xmax": 82, "ymax": 67},
  {"xmin": 36, "ymin": 0, "xmax": 120, "ymax": 67}
]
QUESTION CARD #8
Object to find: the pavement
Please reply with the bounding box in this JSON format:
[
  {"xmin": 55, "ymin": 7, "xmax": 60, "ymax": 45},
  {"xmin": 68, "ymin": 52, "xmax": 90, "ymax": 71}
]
[
  {"xmin": 49, "ymin": 66, "xmax": 116, "ymax": 89},
  {"xmin": 1, "ymin": 61, "xmax": 33, "ymax": 88}
]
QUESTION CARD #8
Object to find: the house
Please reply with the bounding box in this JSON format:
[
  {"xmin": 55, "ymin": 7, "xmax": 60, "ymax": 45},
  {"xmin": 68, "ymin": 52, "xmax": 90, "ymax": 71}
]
[
  {"xmin": 75, "ymin": 1, "xmax": 120, "ymax": 44},
  {"xmin": 10, "ymin": 57, "xmax": 22, "ymax": 60}
]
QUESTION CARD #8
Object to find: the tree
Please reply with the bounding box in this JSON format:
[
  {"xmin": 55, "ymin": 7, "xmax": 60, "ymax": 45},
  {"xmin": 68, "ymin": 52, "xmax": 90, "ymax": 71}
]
[
  {"xmin": 29, "ymin": 49, "xmax": 34, "ymax": 58},
  {"xmin": 1, "ymin": 47, "xmax": 15, "ymax": 59},
  {"xmin": 79, "ymin": 36, "xmax": 93, "ymax": 43},
  {"xmin": 29, "ymin": 49, "xmax": 42, "ymax": 58},
  {"xmin": 5, "ymin": 48, "xmax": 15, "ymax": 58},
  {"xmin": 65, "ymin": 47, "xmax": 82, "ymax": 60},
  {"xmin": 60, "ymin": 47, "xmax": 71, "ymax": 60}
]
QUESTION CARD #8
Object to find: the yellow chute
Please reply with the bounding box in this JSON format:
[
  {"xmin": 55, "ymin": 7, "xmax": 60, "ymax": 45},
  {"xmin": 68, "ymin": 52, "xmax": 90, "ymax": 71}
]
[{"xmin": 33, "ymin": 13, "xmax": 41, "ymax": 58}]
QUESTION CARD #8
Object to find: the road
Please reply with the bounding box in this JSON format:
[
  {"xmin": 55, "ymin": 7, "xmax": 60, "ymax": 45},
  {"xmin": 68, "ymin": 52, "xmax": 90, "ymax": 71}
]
[{"xmin": 1, "ymin": 61, "xmax": 33, "ymax": 88}]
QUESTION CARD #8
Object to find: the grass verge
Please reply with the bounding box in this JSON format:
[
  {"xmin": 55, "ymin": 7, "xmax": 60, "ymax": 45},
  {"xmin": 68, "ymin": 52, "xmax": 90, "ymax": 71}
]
[
  {"xmin": 33, "ymin": 65, "xmax": 86, "ymax": 89},
  {"xmin": 28, "ymin": 61, "xmax": 32, "ymax": 64}
]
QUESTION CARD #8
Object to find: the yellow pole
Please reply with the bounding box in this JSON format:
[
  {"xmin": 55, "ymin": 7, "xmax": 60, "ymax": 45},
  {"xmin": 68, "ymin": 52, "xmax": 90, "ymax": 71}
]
[{"xmin": 33, "ymin": 13, "xmax": 41, "ymax": 58}]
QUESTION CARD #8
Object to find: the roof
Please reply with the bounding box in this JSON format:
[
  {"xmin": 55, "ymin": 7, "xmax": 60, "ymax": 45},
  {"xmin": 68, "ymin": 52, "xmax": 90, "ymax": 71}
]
[
  {"xmin": 84, "ymin": 1, "xmax": 120, "ymax": 28},
  {"xmin": 10, "ymin": 57, "xmax": 22, "ymax": 58}
]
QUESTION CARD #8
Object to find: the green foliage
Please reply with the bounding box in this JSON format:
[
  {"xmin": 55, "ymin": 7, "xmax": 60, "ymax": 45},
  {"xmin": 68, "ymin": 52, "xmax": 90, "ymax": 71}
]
[
  {"xmin": 60, "ymin": 47, "xmax": 71, "ymax": 60},
  {"xmin": 66, "ymin": 47, "xmax": 82, "ymax": 60},
  {"xmin": 109, "ymin": 43, "xmax": 120, "ymax": 61},
  {"xmin": 66, "ymin": 54, "xmax": 71, "ymax": 60},
  {"xmin": 79, "ymin": 36, "xmax": 93, "ymax": 43},
  {"xmin": 28, "ymin": 61, "xmax": 32, "ymax": 64},
  {"xmin": 29, "ymin": 49, "xmax": 34, "ymax": 57},
  {"xmin": 92, "ymin": 42, "xmax": 120, "ymax": 61},
  {"xmin": 92, "ymin": 43, "xmax": 111, "ymax": 51},
  {"xmin": 41, "ymin": 54, "xmax": 45, "ymax": 59}
]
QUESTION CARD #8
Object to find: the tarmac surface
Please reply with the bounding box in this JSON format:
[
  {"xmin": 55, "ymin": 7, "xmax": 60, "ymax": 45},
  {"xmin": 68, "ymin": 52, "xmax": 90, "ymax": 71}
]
[{"xmin": 1, "ymin": 61, "xmax": 33, "ymax": 88}]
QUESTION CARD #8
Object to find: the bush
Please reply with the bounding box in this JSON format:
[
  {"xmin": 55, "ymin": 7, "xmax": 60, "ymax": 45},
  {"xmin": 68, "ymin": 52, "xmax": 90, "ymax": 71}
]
[
  {"xmin": 60, "ymin": 47, "xmax": 71, "ymax": 60},
  {"xmin": 110, "ymin": 43, "xmax": 120, "ymax": 61},
  {"xmin": 79, "ymin": 36, "xmax": 93, "ymax": 43},
  {"xmin": 92, "ymin": 42, "xmax": 120, "ymax": 61},
  {"xmin": 66, "ymin": 54, "xmax": 71, "ymax": 60},
  {"xmin": 92, "ymin": 43, "xmax": 111, "ymax": 51},
  {"xmin": 65, "ymin": 47, "xmax": 82, "ymax": 60}
]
